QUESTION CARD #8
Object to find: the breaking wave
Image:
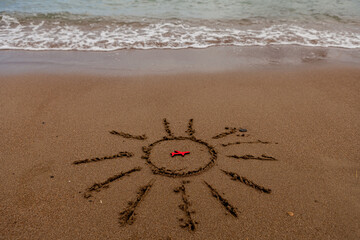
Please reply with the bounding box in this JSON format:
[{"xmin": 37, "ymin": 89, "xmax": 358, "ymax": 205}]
[{"xmin": 1, "ymin": 13, "xmax": 360, "ymax": 51}]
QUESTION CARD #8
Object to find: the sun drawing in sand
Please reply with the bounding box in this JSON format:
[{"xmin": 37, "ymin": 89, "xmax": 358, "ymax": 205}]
[{"xmin": 73, "ymin": 119, "xmax": 278, "ymax": 231}]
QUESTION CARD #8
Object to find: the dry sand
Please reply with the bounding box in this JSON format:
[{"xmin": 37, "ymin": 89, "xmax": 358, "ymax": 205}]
[{"xmin": 0, "ymin": 63, "xmax": 359, "ymax": 239}]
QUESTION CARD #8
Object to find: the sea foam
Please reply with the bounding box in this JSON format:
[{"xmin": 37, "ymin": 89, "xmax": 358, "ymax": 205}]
[{"xmin": 1, "ymin": 14, "xmax": 360, "ymax": 51}]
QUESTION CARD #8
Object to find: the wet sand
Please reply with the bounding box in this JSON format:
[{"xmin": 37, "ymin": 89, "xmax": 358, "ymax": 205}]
[{"xmin": 0, "ymin": 55, "xmax": 359, "ymax": 239}]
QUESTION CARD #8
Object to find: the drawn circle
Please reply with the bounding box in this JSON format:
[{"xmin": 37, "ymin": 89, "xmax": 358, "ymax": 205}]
[{"xmin": 143, "ymin": 136, "xmax": 217, "ymax": 178}]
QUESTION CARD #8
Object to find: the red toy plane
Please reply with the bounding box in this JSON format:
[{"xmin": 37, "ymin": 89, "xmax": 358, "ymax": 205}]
[{"xmin": 171, "ymin": 150, "xmax": 190, "ymax": 157}]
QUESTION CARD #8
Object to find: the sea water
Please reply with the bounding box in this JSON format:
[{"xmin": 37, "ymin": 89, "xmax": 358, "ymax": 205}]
[{"xmin": 1, "ymin": 0, "xmax": 360, "ymax": 51}]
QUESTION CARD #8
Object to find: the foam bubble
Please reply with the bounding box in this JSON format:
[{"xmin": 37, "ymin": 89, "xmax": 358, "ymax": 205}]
[{"xmin": 1, "ymin": 14, "xmax": 360, "ymax": 51}]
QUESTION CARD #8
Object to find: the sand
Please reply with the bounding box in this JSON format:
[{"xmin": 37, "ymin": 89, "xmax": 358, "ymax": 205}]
[{"xmin": 0, "ymin": 54, "xmax": 359, "ymax": 239}]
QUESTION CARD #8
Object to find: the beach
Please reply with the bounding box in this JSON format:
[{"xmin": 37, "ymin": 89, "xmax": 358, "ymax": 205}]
[
  {"xmin": 0, "ymin": 47, "xmax": 359, "ymax": 239},
  {"xmin": 1, "ymin": 0, "xmax": 360, "ymax": 238}
]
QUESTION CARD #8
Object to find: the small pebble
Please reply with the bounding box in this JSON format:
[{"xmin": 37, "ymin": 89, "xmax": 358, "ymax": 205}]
[
  {"xmin": 239, "ymin": 128, "xmax": 247, "ymax": 132},
  {"xmin": 287, "ymin": 212, "xmax": 294, "ymax": 216}
]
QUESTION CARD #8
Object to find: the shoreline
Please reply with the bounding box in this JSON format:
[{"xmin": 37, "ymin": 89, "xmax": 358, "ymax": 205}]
[{"xmin": 1, "ymin": 45, "xmax": 360, "ymax": 76}]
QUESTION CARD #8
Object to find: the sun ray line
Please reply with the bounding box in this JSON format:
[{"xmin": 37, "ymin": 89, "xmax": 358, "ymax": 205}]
[
  {"xmin": 73, "ymin": 151, "xmax": 133, "ymax": 165},
  {"xmin": 174, "ymin": 180, "xmax": 197, "ymax": 231},
  {"xmin": 221, "ymin": 170, "xmax": 272, "ymax": 194},
  {"xmin": 109, "ymin": 130, "xmax": 147, "ymax": 140},
  {"xmin": 204, "ymin": 181, "xmax": 239, "ymax": 218},
  {"xmin": 119, "ymin": 179, "xmax": 155, "ymax": 226},
  {"xmin": 185, "ymin": 119, "xmax": 195, "ymax": 137},
  {"xmin": 83, "ymin": 167, "xmax": 142, "ymax": 198},
  {"xmin": 163, "ymin": 118, "xmax": 174, "ymax": 137},
  {"xmin": 227, "ymin": 154, "xmax": 277, "ymax": 161},
  {"xmin": 212, "ymin": 128, "xmax": 237, "ymax": 139},
  {"xmin": 212, "ymin": 127, "xmax": 248, "ymax": 139},
  {"xmin": 221, "ymin": 139, "xmax": 275, "ymax": 147}
]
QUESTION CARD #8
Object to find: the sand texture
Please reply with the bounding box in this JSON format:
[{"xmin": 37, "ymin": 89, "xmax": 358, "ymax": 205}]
[{"xmin": 0, "ymin": 65, "xmax": 359, "ymax": 239}]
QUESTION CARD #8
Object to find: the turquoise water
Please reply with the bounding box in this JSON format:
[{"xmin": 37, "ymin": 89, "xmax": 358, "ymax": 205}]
[
  {"xmin": 1, "ymin": 0, "xmax": 360, "ymax": 50},
  {"xmin": 2, "ymin": 0, "xmax": 360, "ymax": 21}
]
